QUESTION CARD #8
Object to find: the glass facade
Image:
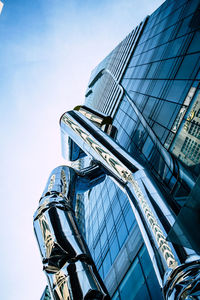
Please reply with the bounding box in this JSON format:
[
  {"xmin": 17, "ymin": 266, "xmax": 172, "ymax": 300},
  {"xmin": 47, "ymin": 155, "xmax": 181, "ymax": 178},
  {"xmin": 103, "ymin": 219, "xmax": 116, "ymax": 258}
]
[
  {"xmin": 85, "ymin": 176, "xmax": 162, "ymax": 299},
  {"xmin": 85, "ymin": 177, "xmax": 136, "ymax": 278},
  {"xmin": 40, "ymin": 286, "xmax": 51, "ymax": 300},
  {"xmin": 82, "ymin": 0, "xmax": 200, "ymax": 298}
]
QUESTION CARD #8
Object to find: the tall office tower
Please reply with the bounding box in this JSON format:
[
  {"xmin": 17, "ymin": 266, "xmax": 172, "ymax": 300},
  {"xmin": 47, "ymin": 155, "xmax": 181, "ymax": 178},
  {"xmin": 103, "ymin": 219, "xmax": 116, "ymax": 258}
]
[{"xmin": 64, "ymin": 0, "xmax": 200, "ymax": 299}]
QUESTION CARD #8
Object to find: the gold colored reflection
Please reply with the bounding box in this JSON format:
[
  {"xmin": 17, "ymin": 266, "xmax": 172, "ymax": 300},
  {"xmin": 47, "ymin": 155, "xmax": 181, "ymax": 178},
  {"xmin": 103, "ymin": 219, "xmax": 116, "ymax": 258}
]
[
  {"xmin": 62, "ymin": 114, "xmax": 131, "ymax": 182},
  {"xmin": 39, "ymin": 214, "xmax": 54, "ymax": 258},
  {"xmin": 61, "ymin": 170, "xmax": 67, "ymax": 195},
  {"xmin": 53, "ymin": 271, "xmax": 70, "ymax": 300},
  {"xmin": 62, "ymin": 113, "xmax": 177, "ymax": 269},
  {"xmin": 79, "ymin": 108, "xmax": 103, "ymax": 126},
  {"xmin": 128, "ymin": 177, "xmax": 177, "ymax": 269},
  {"xmin": 171, "ymin": 89, "xmax": 200, "ymax": 167},
  {"xmin": 48, "ymin": 174, "xmax": 56, "ymax": 192}
]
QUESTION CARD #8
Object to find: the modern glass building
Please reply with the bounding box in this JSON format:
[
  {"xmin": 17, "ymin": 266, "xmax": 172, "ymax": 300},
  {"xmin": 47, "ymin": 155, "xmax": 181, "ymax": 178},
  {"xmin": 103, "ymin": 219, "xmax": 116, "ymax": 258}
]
[
  {"xmin": 37, "ymin": 0, "xmax": 200, "ymax": 299},
  {"xmin": 67, "ymin": 0, "xmax": 200, "ymax": 299}
]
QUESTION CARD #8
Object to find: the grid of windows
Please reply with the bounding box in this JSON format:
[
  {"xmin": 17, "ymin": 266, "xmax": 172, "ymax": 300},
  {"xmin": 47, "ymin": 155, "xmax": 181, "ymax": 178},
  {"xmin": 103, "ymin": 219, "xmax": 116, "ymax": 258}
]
[
  {"xmin": 85, "ymin": 177, "xmax": 136, "ymax": 279},
  {"xmin": 171, "ymin": 89, "xmax": 200, "ymax": 172},
  {"xmin": 112, "ymin": 246, "xmax": 162, "ymax": 300},
  {"xmin": 83, "ymin": 0, "xmax": 200, "ymax": 298},
  {"xmin": 122, "ymin": 0, "xmax": 200, "ymax": 159},
  {"xmin": 181, "ymin": 137, "xmax": 200, "ymax": 164},
  {"xmin": 188, "ymin": 120, "xmax": 200, "ymax": 138},
  {"xmin": 112, "ymin": 96, "xmax": 182, "ymax": 197},
  {"xmin": 85, "ymin": 19, "xmax": 147, "ymax": 116}
]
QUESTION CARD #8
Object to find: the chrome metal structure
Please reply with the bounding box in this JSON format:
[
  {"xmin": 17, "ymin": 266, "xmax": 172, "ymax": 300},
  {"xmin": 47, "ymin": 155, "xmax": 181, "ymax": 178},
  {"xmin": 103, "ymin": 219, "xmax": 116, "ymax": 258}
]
[
  {"xmin": 34, "ymin": 165, "xmax": 110, "ymax": 300},
  {"xmin": 60, "ymin": 109, "xmax": 200, "ymax": 300}
]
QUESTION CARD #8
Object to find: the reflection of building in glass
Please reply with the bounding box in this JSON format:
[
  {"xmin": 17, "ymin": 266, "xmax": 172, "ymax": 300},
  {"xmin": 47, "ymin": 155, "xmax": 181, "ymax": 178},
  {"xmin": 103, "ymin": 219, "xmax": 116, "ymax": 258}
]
[
  {"xmin": 35, "ymin": 0, "xmax": 200, "ymax": 299},
  {"xmin": 71, "ymin": 158, "xmax": 86, "ymax": 237},
  {"xmin": 171, "ymin": 90, "xmax": 200, "ymax": 172},
  {"xmin": 60, "ymin": 1, "xmax": 200, "ymax": 299},
  {"xmin": 40, "ymin": 286, "xmax": 51, "ymax": 300}
]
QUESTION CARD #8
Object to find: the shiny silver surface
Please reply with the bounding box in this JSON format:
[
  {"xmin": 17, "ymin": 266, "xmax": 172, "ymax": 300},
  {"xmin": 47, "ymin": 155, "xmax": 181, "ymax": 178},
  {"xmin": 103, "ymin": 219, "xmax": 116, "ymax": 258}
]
[
  {"xmin": 60, "ymin": 110, "xmax": 200, "ymax": 299},
  {"xmin": 34, "ymin": 166, "xmax": 110, "ymax": 300}
]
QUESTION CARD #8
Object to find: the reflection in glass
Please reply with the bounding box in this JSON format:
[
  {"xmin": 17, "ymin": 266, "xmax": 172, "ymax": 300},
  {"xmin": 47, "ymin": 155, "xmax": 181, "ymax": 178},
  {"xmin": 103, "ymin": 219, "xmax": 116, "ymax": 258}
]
[{"xmin": 170, "ymin": 89, "xmax": 200, "ymax": 174}]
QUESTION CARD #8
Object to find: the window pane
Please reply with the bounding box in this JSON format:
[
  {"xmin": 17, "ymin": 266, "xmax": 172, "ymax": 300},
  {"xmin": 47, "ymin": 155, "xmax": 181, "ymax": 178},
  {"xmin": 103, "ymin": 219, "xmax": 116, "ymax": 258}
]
[
  {"xmin": 176, "ymin": 54, "xmax": 200, "ymax": 80},
  {"xmin": 110, "ymin": 235, "xmax": 120, "ymax": 263},
  {"xmin": 102, "ymin": 251, "xmax": 112, "ymax": 277},
  {"xmin": 119, "ymin": 258, "xmax": 145, "ymax": 300},
  {"xmin": 142, "ymin": 136, "xmax": 154, "ymax": 159},
  {"xmin": 112, "ymin": 291, "xmax": 120, "ymax": 300}
]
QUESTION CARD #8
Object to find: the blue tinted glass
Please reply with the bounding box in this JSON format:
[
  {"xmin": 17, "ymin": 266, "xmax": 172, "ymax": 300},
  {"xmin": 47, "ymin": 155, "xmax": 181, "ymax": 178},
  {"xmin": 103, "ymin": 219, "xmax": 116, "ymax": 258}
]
[
  {"xmin": 112, "ymin": 197, "xmax": 121, "ymax": 219},
  {"xmin": 139, "ymin": 80, "xmax": 151, "ymax": 94},
  {"xmin": 109, "ymin": 184, "xmax": 117, "ymax": 200},
  {"xmin": 149, "ymin": 148, "xmax": 166, "ymax": 177},
  {"xmin": 166, "ymin": 80, "xmax": 188, "ymax": 103},
  {"xmin": 125, "ymin": 118, "xmax": 137, "ymax": 135},
  {"xmin": 98, "ymin": 204, "xmax": 104, "ymax": 224},
  {"xmin": 152, "ymin": 44, "xmax": 166, "ymax": 61},
  {"xmin": 112, "ymin": 291, "xmax": 120, "ymax": 300},
  {"xmin": 152, "ymin": 123, "xmax": 165, "ymax": 139},
  {"xmin": 117, "ymin": 131, "xmax": 130, "ymax": 149},
  {"xmin": 146, "ymin": 270, "xmax": 163, "ymax": 299},
  {"xmin": 139, "ymin": 247, "xmax": 152, "ymax": 278},
  {"xmin": 94, "ymin": 242, "xmax": 101, "ymax": 261},
  {"xmin": 106, "ymin": 211, "xmax": 114, "ymax": 233},
  {"xmin": 156, "ymin": 101, "xmax": 178, "ymax": 127},
  {"xmin": 102, "ymin": 251, "xmax": 112, "ymax": 277},
  {"xmin": 117, "ymin": 219, "xmax": 128, "ymax": 247},
  {"xmin": 99, "ymin": 265, "xmax": 104, "ymax": 279},
  {"xmin": 142, "ymin": 136, "xmax": 154, "ymax": 159},
  {"xmin": 119, "ymin": 258, "xmax": 145, "ymax": 300},
  {"xmin": 188, "ymin": 31, "xmax": 200, "ymax": 53},
  {"xmin": 158, "ymin": 58, "xmax": 175, "ymax": 79},
  {"xmin": 110, "ymin": 235, "xmax": 120, "ymax": 263},
  {"xmin": 146, "ymin": 62, "xmax": 159, "ymax": 78},
  {"xmin": 93, "ymin": 218, "xmax": 98, "ymax": 233},
  {"xmin": 136, "ymin": 94, "xmax": 148, "ymax": 111},
  {"xmin": 100, "ymin": 227, "xmax": 107, "ymax": 248},
  {"xmin": 176, "ymin": 53, "xmax": 200, "ymax": 79},
  {"xmin": 183, "ymin": 0, "xmax": 200, "ymax": 17},
  {"xmin": 117, "ymin": 189, "xmax": 127, "ymax": 209},
  {"xmin": 165, "ymin": 36, "xmax": 185, "ymax": 58},
  {"xmin": 103, "ymin": 196, "xmax": 110, "ymax": 213},
  {"xmin": 133, "ymin": 284, "xmax": 150, "ymax": 300},
  {"xmin": 132, "ymin": 123, "xmax": 147, "ymax": 147},
  {"xmin": 124, "ymin": 206, "xmax": 135, "ymax": 232},
  {"xmin": 143, "ymin": 97, "xmax": 157, "ymax": 118},
  {"xmin": 177, "ymin": 14, "xmax": 193, "ymax": 37},
  {"xmin": 151, "ymin": 80, "xmax": 165, "ymax": 97}
]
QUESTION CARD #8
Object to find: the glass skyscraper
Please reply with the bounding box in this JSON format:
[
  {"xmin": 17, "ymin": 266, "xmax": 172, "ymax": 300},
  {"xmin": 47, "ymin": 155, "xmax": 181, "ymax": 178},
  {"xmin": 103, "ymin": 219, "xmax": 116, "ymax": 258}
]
[
  {"xmin": 37, "ymin": 0, "xmax": 200, "ymax": 299},
  {"xmin": 71, "ymin": 0, "xmax": 200, "ymax": 299}
]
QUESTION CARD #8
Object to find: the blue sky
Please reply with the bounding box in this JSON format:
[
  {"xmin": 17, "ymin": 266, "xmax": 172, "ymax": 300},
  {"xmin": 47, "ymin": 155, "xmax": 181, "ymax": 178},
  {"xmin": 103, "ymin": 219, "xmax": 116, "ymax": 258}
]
[{"xmin": 0, "ymin": 0, "xmax": 164, "ymax": 299}]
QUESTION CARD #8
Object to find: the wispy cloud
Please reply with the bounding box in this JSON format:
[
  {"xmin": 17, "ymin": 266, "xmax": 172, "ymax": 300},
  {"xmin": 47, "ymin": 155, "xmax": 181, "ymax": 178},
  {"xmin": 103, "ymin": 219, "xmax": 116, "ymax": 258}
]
[{"xmin": 0, "ymin": 1, "xmax": 3, "ymax": 14}]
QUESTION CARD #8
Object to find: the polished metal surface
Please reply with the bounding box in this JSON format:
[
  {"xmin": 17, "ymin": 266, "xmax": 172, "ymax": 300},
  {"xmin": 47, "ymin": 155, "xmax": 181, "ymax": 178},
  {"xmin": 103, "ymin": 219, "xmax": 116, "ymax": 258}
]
[
  {"xmin": 34, "ymin": 166, "xmax": 110, "ymax": 300},
  {"xmin": 60, "ymin": 110, "xmax": 200, "ymax": 299}
]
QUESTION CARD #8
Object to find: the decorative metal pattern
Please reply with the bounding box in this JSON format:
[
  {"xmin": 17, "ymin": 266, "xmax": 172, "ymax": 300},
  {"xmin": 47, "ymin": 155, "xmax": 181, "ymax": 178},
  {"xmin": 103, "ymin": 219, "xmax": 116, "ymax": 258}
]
[
  {"xmin": 34, "ymin": 166, "xmax": 110, "ymax": 300},
  {"xmin": 128, "ymin": 176, "xmax": 177, "ymax": 269},
  {"xmin": 61, "ymin": 113, "xmax": 177, "ymax": 270},
  {"xmin": 60, "ymin": 110, "xmax": 200, "ymax": 299},
  {"xmin": 62, "ymin": 114, "xmax": 132, "ymax": 182}
]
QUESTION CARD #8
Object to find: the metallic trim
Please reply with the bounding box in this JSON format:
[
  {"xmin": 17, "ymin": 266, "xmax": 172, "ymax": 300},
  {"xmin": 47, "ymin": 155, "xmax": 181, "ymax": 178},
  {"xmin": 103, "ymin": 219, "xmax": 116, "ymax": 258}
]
[
  {"xmin": 60, "ymin": 110, "xmax": 200, "ymax": 299},
  {"xmin": 34, "ymin": 166, "xmax": 110, "ymax": 300}
]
